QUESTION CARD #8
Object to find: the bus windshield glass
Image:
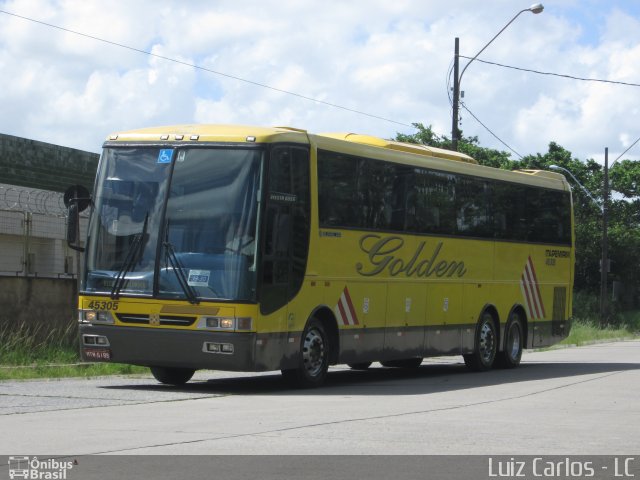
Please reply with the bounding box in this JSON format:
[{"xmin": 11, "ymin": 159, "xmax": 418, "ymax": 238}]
[{"xmin": 84, "ymin": 147, "xmax": 263, "ymax": 302}]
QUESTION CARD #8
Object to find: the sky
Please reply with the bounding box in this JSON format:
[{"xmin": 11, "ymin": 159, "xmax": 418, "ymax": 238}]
[{"xmin": 1, "ymin": 0, "xmax": 640, "ymax": 164}]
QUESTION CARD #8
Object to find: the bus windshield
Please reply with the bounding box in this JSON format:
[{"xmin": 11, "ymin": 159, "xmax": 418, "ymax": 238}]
[{"xmin": 84, "ymin": 147, "xmax": 263, "ymax": 302}]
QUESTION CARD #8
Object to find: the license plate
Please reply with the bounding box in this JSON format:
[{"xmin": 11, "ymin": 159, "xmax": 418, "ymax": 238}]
[{"xmin": 84, "ymin": 348, "xmax": 112, "ymax": 361}]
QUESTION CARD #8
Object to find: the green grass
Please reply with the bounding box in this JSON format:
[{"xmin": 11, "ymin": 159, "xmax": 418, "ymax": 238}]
[
  {"xmin": 0, "ymin": 356, "xmax": 147, "ymax": 381},
  {"xmin": 561, "ymin": 319, "xmax": 638, "ymax": 347},
  {"xmin": 2, "ymin": 307, "xmax": 639, "ymax": 381},
  {"xmin": 0, "ymin": 321, "xmax": 147, "ymax": 381},
  {"xmin": 616, "ymin": 310, "xmax": 640, "ymax": 330},
  {"xmin": 565, "ymin": 293, "xmax": 640, "ymax": 346}
]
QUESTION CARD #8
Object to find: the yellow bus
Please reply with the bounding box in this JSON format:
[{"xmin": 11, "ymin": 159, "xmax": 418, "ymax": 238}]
[{"xmin": 66, "ymin": 124, "xmax": 574, "ymax": 387}]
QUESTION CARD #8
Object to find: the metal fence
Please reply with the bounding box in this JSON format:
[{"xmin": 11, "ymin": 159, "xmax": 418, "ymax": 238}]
[{"xmin": 0, "ymin": 184, "xmax": 88, "ymax": 278}]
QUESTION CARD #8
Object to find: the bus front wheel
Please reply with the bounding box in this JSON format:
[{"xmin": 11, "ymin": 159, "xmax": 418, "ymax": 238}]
[
  {"xmin": 463, "ymin": 312, "xmax": 497, "ymax": 372},
  {"xmin": 282, "ymin": 318, "xmax": 330, "ymax": 388},
  {"xmin": 150, "ymin": 366, "xmax": 195, "ymax": 386}
]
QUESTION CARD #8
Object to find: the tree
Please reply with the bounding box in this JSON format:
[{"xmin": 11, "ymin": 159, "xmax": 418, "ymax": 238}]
[
  {"xmin": 519, "ymin": 145, "xmax": 640, "ymax": 308},
  {"xmin": 394, "ymin": 123, "xmax": 516, "ymax": 169},
  {"xmin": 393, "ymin": 126, "xmax": 640, "ymax": 314}
]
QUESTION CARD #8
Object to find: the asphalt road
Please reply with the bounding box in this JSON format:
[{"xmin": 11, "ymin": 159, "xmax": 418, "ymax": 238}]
[{"xmin": 1, "ymin": 341, "xmax": 639, "ymax": 456}]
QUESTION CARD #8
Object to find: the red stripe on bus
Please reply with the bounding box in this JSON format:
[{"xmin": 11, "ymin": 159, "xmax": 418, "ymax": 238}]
[
  {"xmin": 337, "ymin": 298, "xmax": 350, "ymax": 326},
  {"xmin": 527, "ymin": 257, "xmax": 546, "ymax": 317},
  {"xmin": 343, "ymin": 287, "xmax": 359, "ymax": 325},
  {"xmin": 524, "ymin": 261, "xmax": 543, "ymax": 319},
  {"xmin": 525, "ymin": 266, "xmax": 543, "ymax": 319},
  {"xmin": 522, "ymin": 274, "xmax": 536, "ymax": 319}
]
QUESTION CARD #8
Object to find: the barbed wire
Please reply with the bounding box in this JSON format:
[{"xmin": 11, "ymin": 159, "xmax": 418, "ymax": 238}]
[{"xmin": 0, "ymin": 184, "xmax": 70, "ymax": 216}]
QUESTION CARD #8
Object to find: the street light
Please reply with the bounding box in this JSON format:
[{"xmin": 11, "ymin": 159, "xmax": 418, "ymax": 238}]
[
  {"xmin": 451, "ymin": 3, "xmax": 544, "ymax": 151},
  {"xmin": 549, "ymin": 165, "xmax": 602, "ymax": 212},
  {"xmin": 550, "ymin": 154, "xmax": 610, "ymax": 326}
]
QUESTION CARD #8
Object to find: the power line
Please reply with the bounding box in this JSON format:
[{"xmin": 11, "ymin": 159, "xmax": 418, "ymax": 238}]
[
  {"xmin": 452, "ymin": 53, "xmax": 640, "ymax": 161},
  {"xmin": 460, "ymin": 55, "xmax": 640, "ymax": 88},
  {"xmin": 458, "ymin": 54, "xmax": 640, "ymax": 163},
  {"xmin": 460, "ymin": 102, "xmax": 522, "ymax": 159},
  {"xmin": 612, "ymin": 135, "xmax": 640, "ymax": 167},
  {"xmin": 0, "ymin": 8, "xmax": 415, "ymax": 129},
  {"xmin": 446, "ymin": 57, "xmax": 455, "ymax": 108},
  {"xmin": 446, "ymin": 60, "xmax": 522, "ymax": 158}
]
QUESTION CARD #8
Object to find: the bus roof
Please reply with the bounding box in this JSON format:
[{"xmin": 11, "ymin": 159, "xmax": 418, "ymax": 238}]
[
  {"xmin": 104, "ymin": 124, "xmax": 569, "ymax": 191},
  {"xmin": 318, "ymin": 132, "xmax": 478, "ymax": 164},
  {"xmin": 104, "ymin": 124, "xmax": 310, "ymax": 144},
  {"xmin": 311, "ymin": 132, "xmax": 569, "ymax": 191}
]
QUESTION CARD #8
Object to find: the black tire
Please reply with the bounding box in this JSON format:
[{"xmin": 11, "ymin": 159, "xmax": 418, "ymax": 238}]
[
  {"xmin": 150, "ymin": 366, "xmax": 195, "ymax": 386},
  {"xmin": 348, "ymin": 362, "xmax": 373, "ymax": 370},
  {"xmin": 496, "ymin": 312, "xmax": 524, "ymax": 369},
  {"xmin": 281, "ymin": 318, "xmax": 330, "ymax": 388},
  {"xmin": 463, "ymin": 312, "xmax": 498, "ymax": 372},
  {"xmin": 380, "ymin": 358, "xmax": 423, "ymax": 368}
]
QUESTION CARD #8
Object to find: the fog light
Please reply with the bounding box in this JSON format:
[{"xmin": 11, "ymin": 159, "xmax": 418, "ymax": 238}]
[
  {"xmin": 83, "ymin": 334, "xmax": 110, "ymax": 347},
  {"xmin": 203, "ymin": 342, "xmax": 234, "ymax": 355}
]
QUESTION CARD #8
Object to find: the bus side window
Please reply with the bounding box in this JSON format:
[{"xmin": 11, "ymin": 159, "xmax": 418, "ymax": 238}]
[
  {"xmin": 260, "ymin": 145, "xmax": 310, "ymax": 315},
  {"xmin": 273, "ymin": 211, "xmax": 291, "ymax": 256}
]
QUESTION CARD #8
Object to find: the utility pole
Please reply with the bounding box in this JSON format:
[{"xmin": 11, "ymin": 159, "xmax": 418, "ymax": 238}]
[
  {"xmin": 600, "ymin": 147, "xmax": 609, "ymax": 325},
  {"xmin": 449, "ymin": 5, "xmax": 543, "ymax": 152},
  {"xmin": 451, "ymin": 37, "xmax": 460, "ymax": 151}
]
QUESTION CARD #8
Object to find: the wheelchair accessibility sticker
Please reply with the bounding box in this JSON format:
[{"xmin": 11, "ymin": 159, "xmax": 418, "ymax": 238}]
[{"xmin": 157, "ymin": 149, "xmax": 173, "ymax": 164}]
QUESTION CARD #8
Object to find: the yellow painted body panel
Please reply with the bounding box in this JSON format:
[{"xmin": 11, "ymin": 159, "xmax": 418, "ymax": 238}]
[
  {"xmin": 79, "ymin": 296, "xmax": 258, "ymax": 331},
  {"xmin": 85, "ymin": 124, "xmax": 574, "ymax": 370},
  {"xmin": 106, "ymin": 124, "xmax": 310, "ymax": 145}
]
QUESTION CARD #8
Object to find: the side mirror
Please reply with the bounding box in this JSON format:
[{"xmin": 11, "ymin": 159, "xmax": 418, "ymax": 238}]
[{"xmin": 64, "ymin": 185, "xmax": 91, "ymax": 252}]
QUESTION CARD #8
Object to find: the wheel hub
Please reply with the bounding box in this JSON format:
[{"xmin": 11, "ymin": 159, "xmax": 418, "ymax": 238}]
[
  {"xmin": 479, "ymin": 322, "xmax": 495, "ymax": 363},
  {"xmin": 302, "ymin": 328, "xmax": 325, "ymax": 377}
]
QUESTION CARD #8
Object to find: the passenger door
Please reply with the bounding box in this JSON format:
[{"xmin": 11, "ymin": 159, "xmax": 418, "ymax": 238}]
[{"xmin": 259, "ymin": 145, "xmax": 311, "ymax": 324}]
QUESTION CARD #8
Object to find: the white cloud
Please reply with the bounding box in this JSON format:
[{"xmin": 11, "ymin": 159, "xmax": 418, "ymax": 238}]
[{"xmin": 0, "ymin": 0, "xmax": 639, "ymax": 163}]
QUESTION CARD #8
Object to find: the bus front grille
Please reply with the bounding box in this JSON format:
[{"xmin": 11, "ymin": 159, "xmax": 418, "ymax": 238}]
[{"xmin": 115, "ymin": 313, "xmax": 197, "ymax": 326}]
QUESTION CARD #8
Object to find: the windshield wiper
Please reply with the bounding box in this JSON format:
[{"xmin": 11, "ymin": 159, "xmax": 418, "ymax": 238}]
[
  {"xmin": 110, "ymin": 214, "xmax": 148, "ymax": 299},
  {"xmin": 163, "ymin": 241, "xmax": 200, "ymax": 305}
]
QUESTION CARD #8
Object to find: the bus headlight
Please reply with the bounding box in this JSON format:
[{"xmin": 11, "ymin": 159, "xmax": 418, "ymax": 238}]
[
  {"xmin": 79, "ymin": 310, "xmax": 115, "ymax": 324},
  {"xmin": 197, "ymin": 317, "xmax": 253, "ymax": 331},
  {"xmin": 219, "ymin": 318, "xmax": 234, "ymax": 329}
]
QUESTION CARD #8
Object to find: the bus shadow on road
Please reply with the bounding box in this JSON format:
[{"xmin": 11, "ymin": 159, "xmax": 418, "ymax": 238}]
[{"xmin": 101, "ymin": 359, "xmax": 640, "ymax": 396}]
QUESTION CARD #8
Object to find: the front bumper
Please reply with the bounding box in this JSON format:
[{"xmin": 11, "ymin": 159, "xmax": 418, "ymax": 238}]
[{"xmin": 79, "ymin": 324, "xmax": 259, "ymax": 371}]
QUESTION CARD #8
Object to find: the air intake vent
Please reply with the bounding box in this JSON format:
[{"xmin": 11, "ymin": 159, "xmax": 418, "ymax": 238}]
[
  {"xmin": 552, "ymin": 287, "xmax": 567, "ymax": 321},
  {"xmin": 115, "ymin": 314, "xmax": 196, "ymax": 326}
]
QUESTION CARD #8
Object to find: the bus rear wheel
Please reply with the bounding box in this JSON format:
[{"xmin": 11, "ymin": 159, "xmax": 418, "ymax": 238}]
[
  {"xmin": 282, "ymin": 318, "xmax": 330, "ymax": 388},
  {"xmin": 150, "ymin": 366, "xmax": 195, "ymax": 386},
  {"xmin": 496, "ymin": 312, "xmax": 524, "ymax": 369},
  {"xmin": 463, "ymin": 312, "xmax": 497, "ymax": 372}
]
